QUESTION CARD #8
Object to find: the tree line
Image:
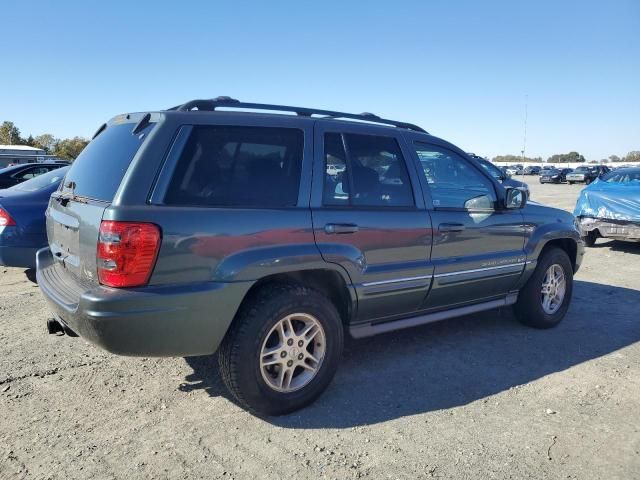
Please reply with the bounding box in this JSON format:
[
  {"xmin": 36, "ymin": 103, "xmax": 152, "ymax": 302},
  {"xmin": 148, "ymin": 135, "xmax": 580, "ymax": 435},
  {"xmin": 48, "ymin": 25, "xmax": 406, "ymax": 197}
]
[
  {"xmin": 0, "ymin": 121, "xmax": 89, "ymax": 160},
  {"xmin": 493, "ymin": 151, "xmax": 640, "ymax": 164}
]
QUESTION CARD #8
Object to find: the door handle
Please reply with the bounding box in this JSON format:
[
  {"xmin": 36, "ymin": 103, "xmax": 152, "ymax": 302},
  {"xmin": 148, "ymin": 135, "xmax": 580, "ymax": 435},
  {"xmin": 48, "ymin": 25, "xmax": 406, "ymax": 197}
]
[
  {"xmin": 325, "ymin": 223, "xmax": 359, "ymax": 234},
  {"xmin": 439, "ymin": 223, "xmax": 465, "ymax": 233}
]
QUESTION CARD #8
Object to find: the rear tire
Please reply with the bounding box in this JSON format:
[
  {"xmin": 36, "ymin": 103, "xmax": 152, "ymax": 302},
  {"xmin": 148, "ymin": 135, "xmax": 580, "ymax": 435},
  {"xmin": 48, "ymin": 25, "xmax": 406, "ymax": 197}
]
[
  {"xmin": 218, "ymin": 283, "xmax": 343, "ymax": 416},
  {"xmin": 568, "ymin": 181, "xmax": 574, "ymax": 185},
  {"xmin": 514, "ymin": 247, "xmax": 573, "ymax": 329}
]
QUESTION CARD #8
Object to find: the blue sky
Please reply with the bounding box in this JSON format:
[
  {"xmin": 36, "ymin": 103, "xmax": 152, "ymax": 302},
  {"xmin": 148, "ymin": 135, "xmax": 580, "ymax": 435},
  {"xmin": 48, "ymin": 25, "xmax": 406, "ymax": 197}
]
[{"xmin": 1, "ymin": 0, "xmax": 638, "ymax": 160}]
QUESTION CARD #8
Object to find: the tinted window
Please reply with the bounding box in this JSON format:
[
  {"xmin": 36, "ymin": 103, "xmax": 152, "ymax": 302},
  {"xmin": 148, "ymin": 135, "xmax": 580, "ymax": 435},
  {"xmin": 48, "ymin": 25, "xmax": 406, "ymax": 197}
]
[
  {"xmin": 477, "ymin": 159, "xmax": 504, "ymax": 181},
  {"xmin": 64, "ymin": 122, "xmax": 154, "ymax": 201},
  {"xmin": 323, "ymin": 133, "xmax": 413, "ymax": 207},
  {"xmin": 164, "ymin": 126, "xmax": 303, "ymax": 207},
  {"xmin": 415, "ymin": 143, "xmax": 496, "ymax": 210},
  {"xmin": 10, "ymin": 166, "xmax": 69, "ymax": 192}
]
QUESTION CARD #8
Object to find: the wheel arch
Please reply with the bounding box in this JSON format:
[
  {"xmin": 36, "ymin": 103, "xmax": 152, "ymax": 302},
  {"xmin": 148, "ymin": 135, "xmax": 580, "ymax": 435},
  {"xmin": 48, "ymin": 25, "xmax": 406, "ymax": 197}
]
[
  {"xmin": 236, "ymin": 268, "xmax": 356, "ymax": 327},
  {"xmin": 540, "ymin": 237, "xmax": 579, "ymax": 272}
]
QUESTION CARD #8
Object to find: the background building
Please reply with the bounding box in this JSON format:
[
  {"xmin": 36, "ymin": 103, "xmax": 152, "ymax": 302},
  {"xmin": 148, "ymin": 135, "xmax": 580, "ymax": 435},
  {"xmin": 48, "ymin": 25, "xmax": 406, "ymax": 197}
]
[{"xmin": 0, "ymin": 145, "xmax": 61, "ymax": 167}]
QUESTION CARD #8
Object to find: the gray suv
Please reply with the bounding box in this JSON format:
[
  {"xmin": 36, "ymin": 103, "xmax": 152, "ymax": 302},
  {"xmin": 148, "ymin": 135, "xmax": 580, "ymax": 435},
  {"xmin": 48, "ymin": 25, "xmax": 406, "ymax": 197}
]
[{"xmin": 37, "ymin": 97, "xmax": 584, "ymax": 415}]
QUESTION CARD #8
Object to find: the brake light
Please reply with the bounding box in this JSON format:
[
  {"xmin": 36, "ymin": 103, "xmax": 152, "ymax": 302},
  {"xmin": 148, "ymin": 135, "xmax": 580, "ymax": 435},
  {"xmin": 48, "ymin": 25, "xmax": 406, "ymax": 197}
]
[
  {"xmin": 97, "ymin": 221, "xmax": 161, "ymax": 288},
  {"xmin": 0, "ymin": 208, "xmax": 16, "ymax": 227}
]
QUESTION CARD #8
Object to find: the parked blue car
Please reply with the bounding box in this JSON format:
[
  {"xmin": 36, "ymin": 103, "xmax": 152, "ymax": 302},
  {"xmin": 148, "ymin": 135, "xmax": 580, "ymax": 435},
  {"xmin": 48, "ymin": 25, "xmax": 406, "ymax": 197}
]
[{"xmin": 0, "ymin": 166, "xmax": 69, "ymax": 268}]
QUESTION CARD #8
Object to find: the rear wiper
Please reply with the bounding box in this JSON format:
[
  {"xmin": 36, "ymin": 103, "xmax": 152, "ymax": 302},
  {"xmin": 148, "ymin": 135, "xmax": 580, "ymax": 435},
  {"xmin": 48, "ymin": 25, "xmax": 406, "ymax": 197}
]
[{"xmin": 53, "ymin": 181, "xmax": 87, "ymax": 205}]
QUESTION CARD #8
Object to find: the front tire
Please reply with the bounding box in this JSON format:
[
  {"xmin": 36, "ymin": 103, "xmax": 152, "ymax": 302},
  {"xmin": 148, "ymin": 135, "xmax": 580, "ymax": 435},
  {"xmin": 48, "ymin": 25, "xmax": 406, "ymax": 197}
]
[
  {"xmin": 218, "ymin": 283, "xmax": 344, "ymax": 415},
  {"xmin": 514, "ymin": 247, "xmax": 573, "ymax": 329},
  {"xmin": 582, "ymin": 230, "xmax": 597, "ymax": 247}
]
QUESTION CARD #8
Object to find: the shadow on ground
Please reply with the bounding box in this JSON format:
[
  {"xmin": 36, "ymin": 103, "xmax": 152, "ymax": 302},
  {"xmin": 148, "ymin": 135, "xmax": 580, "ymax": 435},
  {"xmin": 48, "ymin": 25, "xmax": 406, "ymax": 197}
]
[
  {"xmin": 589, "ymin": 239, "xmax": 640, "ymax": 253},
  {"xmin": 183, "ymin": 280, "xmax": 640, "ymax": 427}
]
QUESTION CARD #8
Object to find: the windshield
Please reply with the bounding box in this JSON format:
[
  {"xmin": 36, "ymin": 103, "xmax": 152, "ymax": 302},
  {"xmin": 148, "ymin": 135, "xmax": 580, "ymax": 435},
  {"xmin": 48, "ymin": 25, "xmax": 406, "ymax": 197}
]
[
  {"xmin": 9, "ymin": 166, "xmax": 70, "ymax": 192},
  {"xmin": 601, "ymin": 169, "xmax": 640, "ymax": 184},
  {"xmin": 574, "ymin": 167, "xmax": 591, "ymax": 173}
]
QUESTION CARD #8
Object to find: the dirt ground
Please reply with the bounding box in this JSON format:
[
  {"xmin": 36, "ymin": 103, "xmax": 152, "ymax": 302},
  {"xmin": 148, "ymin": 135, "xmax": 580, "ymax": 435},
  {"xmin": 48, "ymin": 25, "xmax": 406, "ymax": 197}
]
[{"xmin": 1, "ymin": 181, "xmax": 639, "ymax": 480}]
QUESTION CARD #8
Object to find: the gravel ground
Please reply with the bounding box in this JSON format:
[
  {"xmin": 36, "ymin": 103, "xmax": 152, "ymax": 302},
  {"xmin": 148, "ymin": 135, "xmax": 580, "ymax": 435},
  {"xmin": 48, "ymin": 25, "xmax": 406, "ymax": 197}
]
[{"xmin": 1, "ymin": 181, "xmax": 639, "ymax": 479}]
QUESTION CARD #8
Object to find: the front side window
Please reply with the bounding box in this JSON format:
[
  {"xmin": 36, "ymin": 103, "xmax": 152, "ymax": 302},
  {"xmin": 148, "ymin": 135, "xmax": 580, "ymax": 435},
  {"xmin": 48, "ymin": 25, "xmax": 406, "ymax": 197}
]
[
  {"xmin": 323, "ymin": 132, "xmax": 414, "ymax": 207},
  {"xmin": 164, "ymin": 126, "xmax": 303, "ymax": 207},
  {"xmin": 415, "ymin": 143, "xmax": 496, "ymax": 210}
]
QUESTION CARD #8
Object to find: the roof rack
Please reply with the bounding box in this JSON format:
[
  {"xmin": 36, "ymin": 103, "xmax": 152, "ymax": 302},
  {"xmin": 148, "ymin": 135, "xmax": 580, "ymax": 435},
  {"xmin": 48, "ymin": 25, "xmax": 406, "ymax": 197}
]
[{"xmin": 167, "ymin": 96, "xmax": 427, "ymax": 133}]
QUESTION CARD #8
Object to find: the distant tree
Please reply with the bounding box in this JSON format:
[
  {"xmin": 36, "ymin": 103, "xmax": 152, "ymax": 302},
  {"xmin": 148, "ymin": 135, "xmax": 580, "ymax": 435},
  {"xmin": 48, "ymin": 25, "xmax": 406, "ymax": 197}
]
[
  {"xmin": 53, "ymin": 136, "xmax": 89, "ymax": 160},
  {"xmin": 609, "ymin": 155, "xmax": 622, "ymax": 163},
  {"xmin": 24, "ymin": 134, "xmax": 35, "ymax": 147},
  {"xmin": 624, "ymin": 151, "xmax": 640, "ymax": 163},
  {"xmin": 0, "ymin": 121, "xmax": 23, "ymax": 145},
  {"xmin": 547, "ymin": 151, "xmax": 585, "ymax": 163},
  {"xmin": 34, "ymin": 133, "xmax": 57, "ymax": 153},
  {"xmin": 492, "ymin": 154, "xmax": 541, "ymax": 163}
]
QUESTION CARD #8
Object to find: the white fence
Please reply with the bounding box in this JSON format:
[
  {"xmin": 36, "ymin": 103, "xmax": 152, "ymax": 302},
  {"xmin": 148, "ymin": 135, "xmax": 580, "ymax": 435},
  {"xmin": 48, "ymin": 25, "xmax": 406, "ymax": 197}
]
[{"xmin": 493, "ymin": 161, "xmax": 640, "ymax": 171}]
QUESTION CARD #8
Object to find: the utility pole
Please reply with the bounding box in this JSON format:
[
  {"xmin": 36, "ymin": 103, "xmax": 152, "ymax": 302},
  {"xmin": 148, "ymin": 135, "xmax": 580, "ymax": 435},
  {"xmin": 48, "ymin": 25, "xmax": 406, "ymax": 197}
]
[{"xmin": 522, "ymin": 95, "xmax": 528, "ymax": 163}]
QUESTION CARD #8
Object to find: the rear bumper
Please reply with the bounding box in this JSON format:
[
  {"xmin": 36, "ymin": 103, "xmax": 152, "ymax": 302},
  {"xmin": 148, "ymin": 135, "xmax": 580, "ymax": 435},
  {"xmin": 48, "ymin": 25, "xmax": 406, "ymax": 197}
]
[
  {"xmin": 566, "ymin": 176, "xmax": 586, "ymax": 183},
  {"xmin": 36, "ymin": 248, "xmax": 253, "ymax": 357},
  {"xmin": 579, "ymin": 217, "xmax": 640, "ymax": 241}
]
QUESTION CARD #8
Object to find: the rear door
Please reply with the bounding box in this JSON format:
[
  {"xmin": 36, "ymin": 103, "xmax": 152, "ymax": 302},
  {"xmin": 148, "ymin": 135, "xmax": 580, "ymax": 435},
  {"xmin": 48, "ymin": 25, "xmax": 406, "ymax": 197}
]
[
  {"xmin": 46, "ymin": 119, "xmax": 155, "ymax": 286},
  {"xmin": 409, "ymin": 140, "xmax": 526, "ymax": 309},
  {"xmin": 311, "ymin": 122, "xmax": 433, "ymax": 323}
]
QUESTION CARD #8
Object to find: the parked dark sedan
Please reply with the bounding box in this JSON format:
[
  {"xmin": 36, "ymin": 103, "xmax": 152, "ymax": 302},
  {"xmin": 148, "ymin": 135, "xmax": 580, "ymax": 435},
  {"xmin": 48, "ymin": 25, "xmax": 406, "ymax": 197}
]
[
  {"xmin": 540, "ymin": 168, "xmax": 573, "ymax": 184},
  {"xmin": 0, "ymin": 167, "xmax": 69, "ymax": 268},
  {"xmin": 0, "ymin": 163, "xmax": 68, "ymax": 189},
  {"xmin": 524, "ymin": 165, "xmax": 541, "ymax": 175}
]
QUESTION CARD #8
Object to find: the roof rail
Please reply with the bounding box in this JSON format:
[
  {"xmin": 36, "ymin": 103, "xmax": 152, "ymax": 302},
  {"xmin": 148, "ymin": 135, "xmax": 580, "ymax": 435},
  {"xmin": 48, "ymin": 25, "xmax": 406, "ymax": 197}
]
[{"xmin": 167, "ymin": 96, "xmax": 427, "ymax": 133}]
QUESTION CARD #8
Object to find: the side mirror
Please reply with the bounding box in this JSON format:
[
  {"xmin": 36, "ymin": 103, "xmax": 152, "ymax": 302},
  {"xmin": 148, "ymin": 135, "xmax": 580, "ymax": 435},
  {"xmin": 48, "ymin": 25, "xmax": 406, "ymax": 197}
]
[{"xmin": 505, "ymin": 187, "xmax": 526, "ymax": 209}]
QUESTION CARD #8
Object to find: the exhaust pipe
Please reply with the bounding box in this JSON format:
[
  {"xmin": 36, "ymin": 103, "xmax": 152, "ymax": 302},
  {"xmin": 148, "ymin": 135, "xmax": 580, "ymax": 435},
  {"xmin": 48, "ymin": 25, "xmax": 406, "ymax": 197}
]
[
  {"xmin": 47, "ymin": 318, "xmax": 65, "ymax": 335},
  {"xmin": 46, "ymin": 318, "xmax": 78, "ymax": 337}
]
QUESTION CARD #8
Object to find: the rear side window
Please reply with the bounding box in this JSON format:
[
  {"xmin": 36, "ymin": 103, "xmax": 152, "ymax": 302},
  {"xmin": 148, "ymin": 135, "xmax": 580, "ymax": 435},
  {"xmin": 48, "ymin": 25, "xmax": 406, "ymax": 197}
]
[
  {"xmin": 64, "ymin": 122, "xmax": 154, "ymax": 201},
  {"xmin": 323, "ymin": 132, "xmax": 414, "ymax": 207},
  {"xmin": 164, "ymin": 126, "xmax": 303, "ymax": 207}
]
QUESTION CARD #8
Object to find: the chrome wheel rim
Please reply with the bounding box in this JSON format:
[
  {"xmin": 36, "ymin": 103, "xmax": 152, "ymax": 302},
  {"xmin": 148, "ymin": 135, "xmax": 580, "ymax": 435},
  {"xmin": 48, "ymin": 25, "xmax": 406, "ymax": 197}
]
[
  {"xmin": 259, "ymin": 313, "xmax": 326, "ymax": 393},
  {"xmin": 541, "ymin": 264, "xmax": 566, "ymax": 314}
]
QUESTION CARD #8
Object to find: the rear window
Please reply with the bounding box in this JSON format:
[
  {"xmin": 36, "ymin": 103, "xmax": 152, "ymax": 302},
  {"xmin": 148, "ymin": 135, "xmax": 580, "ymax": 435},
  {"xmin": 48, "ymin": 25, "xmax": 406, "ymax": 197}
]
[
  {"xmin": 164, "ymin": 126, "xmax": 303, "ymax": 207},
  {"xmin": 63, "ymin": 122, "xmax": 154, "ymax": 201}
]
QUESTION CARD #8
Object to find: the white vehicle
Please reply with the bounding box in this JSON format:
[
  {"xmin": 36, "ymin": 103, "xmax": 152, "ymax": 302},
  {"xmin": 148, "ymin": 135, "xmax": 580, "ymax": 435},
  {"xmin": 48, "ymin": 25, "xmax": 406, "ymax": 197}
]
[{"xmin": 326, "ymin": 164, "xmax": 346, "ymax": 176}]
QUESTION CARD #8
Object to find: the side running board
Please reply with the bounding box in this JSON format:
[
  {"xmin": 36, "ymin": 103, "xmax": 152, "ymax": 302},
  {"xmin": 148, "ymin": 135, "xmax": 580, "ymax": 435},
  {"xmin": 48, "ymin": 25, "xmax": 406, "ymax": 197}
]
[{"xmin": 349, "ymin": 293, "xmax": 518, "ymax": 338}]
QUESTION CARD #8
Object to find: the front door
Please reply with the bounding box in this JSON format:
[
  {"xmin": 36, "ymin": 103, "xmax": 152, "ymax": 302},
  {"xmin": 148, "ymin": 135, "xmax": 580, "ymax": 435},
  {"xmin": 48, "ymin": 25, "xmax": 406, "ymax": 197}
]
[
  {"xmin": 311, "ymin": 123, "xmax": 433, "ymax": 323},
  {"xmin": 410, "ymin": 141, "xmax": 526, "ymax": 310}
]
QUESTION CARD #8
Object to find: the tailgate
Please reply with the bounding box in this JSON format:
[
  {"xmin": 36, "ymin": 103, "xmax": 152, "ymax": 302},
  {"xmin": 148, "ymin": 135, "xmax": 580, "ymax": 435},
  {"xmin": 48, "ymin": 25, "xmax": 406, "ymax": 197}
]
[
  {"xmin": 46, "ymin": 196, "xmax": 107, "ymax": 285},
  {"xmin": 43, "ymin": 117, "xmax": 156, "ymax": 286}
]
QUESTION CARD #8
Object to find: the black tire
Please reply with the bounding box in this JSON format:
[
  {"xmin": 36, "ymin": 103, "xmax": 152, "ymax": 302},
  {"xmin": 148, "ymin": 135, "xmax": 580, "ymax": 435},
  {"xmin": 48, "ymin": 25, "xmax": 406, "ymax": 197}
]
[
  {"xmin": 582, "ymin": 230, "xmax": 597, "ymax": 247},
  {"xmin": 218, "ymin": 283, "xmax": 344, "ymax": 415},
  {"xmin": 585, "ymin": 178, "xmax": 592, "ymax": 185},
  {"xmin": 514, "ymin": 247, "xmax": 573, "ymax": 329},
  {"xmin": 568, "ymin": 181, "xmax": 574, "ymax": 185}
]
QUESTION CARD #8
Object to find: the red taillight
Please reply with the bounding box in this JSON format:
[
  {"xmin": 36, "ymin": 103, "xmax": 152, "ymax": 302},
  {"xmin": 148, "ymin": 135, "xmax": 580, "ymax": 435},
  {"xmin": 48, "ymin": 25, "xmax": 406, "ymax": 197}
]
[
  {"xmin": 97, "ymin": 221, "xmax": 161, "ymax": 288},
  {"xmin": 0, "ymin": 208, "xmax": 16, "ymax": 227}
]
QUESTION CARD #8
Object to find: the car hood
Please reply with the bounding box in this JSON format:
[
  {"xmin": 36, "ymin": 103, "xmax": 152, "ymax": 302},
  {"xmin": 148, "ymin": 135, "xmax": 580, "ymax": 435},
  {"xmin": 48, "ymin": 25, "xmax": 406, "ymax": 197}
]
[
  {"xmin": 573, "ymin": 179, "xmax": 640, "ymax": 221},
  {"xmin": 525, "ymin": 199, "xmax": 575, "ymax": 223},
  {"xmin": 503, "ymin": 178, "xmax": 528, "ymax": 190}
]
